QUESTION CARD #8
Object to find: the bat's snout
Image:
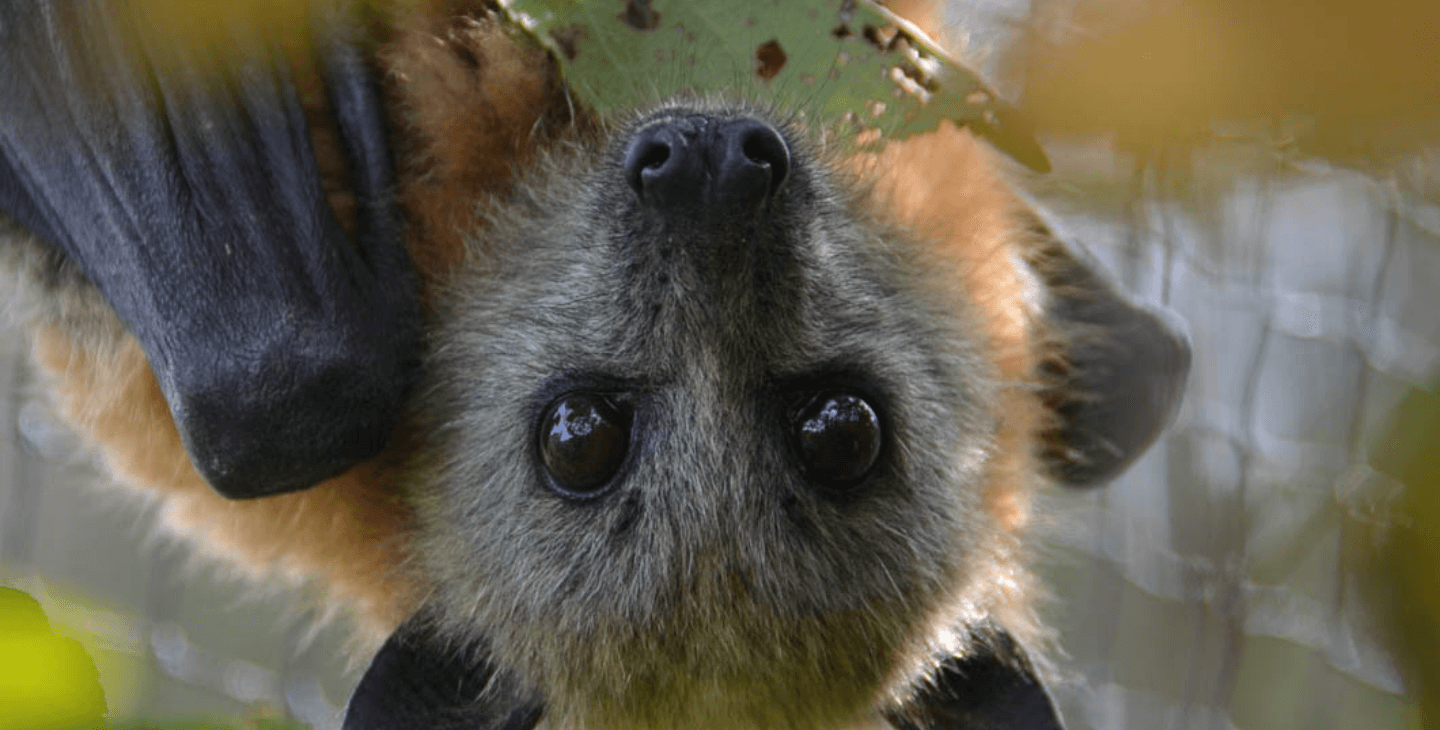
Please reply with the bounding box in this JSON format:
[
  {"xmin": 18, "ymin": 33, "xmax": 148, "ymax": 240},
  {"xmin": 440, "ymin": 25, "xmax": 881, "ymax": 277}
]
[{"xmin": 622, "ymin": 115, "xmax": 790, "ymax": 216}]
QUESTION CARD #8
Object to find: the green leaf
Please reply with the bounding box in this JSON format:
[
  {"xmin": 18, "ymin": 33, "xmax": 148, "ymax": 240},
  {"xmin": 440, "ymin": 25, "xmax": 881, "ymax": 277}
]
[{"xmin": 499, "ymin": 0, "xmax": 1049, "ymax": 170}]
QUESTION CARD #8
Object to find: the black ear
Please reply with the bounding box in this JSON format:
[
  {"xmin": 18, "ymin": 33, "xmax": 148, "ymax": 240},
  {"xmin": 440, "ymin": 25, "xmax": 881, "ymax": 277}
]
[
  {"xmin": 884, "ymin": 626, "xmax": 1065, "ymax": 730},
  {"xmin": 345, "ymin": 612, "xmax": 544, "ymax": 730},
  {"xmin": 0, "ymin": 2, "xmax": 420, "ymax": 499},
  {"xmin": 1028, "ymin": 218, "xmax": 1191, "ymax": 489}
]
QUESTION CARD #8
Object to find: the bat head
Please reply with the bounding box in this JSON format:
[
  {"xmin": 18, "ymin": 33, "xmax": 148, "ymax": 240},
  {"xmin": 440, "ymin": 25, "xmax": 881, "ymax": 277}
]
[{"xmin": 401, "ymin": 101, "xmax": 1010, "ymax": 729}]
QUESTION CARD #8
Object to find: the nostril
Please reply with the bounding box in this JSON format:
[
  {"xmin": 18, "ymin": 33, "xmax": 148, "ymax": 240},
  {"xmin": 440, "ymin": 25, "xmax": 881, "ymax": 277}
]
[
  {"xmin": 637, "ymin": 144, "xmax": 671, "ymax": 171},
  {"xmin": 623, "ymin": 122, "xmax": 710, "ymax": 208},
  {"xmin": 623, "ymin": 133, "xmax": 675, "ymax": 197},
  {"xmin": 736, "ymin": 122, "xmax": 790, "ymax": 195},
  {"xmin": 714, "ymin": 119, "xmax": 789, "ymax": 207}
]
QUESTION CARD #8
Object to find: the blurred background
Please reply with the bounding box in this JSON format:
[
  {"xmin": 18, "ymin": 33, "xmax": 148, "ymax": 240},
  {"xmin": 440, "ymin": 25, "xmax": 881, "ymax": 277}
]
[
  {"xmin": 2, "ymin": 0, "xmax": 1436, "ymax": 727},
  {"xmin": 943, "ymin": 0, "xmax": 1438, "ymax": 727}
]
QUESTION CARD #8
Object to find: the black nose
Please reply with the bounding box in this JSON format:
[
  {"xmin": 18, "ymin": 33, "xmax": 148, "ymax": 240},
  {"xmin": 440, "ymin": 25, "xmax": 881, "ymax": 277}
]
[{"xmin": 623, "ymin": 116, "xmax": 790, "ymax": 215}]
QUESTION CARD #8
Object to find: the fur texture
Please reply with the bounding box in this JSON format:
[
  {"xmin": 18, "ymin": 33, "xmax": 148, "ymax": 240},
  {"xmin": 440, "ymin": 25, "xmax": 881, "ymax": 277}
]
[{"xmin": 0, "ymin": 2, "xmax": 1153, "ymax": 728}]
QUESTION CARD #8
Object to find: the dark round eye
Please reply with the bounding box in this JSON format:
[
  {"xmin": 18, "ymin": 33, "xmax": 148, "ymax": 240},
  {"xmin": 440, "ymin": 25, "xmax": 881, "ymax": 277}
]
[
  {"xmin": 794, "ymin": 392, "xmax": 882, "ymax": 489},
  {"xmin": 539, "ymin": 393, "xmax": 631, "ymax": 497}
]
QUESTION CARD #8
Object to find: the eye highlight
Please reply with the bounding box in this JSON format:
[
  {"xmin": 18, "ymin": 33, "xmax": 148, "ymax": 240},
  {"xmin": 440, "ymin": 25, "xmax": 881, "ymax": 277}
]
[
  {"xmin": 793, "ymin": 391, "xmax": 883, "ymax": 490},
  {"xmin": 538, "ymin": 393, "xmax": 631, "ymax": 497}
]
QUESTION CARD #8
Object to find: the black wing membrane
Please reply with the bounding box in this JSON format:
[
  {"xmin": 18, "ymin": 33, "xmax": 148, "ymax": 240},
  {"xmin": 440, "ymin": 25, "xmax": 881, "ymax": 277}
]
[
  {"xmin": 884, "ymin": 627, "xmax": 1067, "ymax": 730},
  {"xmin": 345, "ymin": 611, "xmax": 544, "ymax": 730},
  {"xmin": 0, "ymin": 1, "xmax": 420, "ymax": 498}
]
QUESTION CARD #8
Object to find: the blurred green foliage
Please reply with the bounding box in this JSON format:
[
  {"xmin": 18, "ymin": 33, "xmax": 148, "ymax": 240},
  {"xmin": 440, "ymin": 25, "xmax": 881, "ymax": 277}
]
[
  {"xmin": 1017, "ymin": 0, "xmax": 1440, "ymax": 163},
  {"xmin": 0, "ymin": 587, "xmax": 107, "ymax": 730},
  {"xmin": 1369, "ymin": 384, "xmax": 1440, "ymax": 727}
]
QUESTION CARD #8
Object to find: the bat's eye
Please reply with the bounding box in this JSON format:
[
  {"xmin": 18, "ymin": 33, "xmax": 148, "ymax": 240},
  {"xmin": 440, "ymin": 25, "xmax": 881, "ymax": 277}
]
[
  {"xmin": 793, "ymin": 392, "xmax": 882, "ymax": 489},
  {"xmin": 539, "ymin": 393, "xmax": 631, "ymax": 497}
]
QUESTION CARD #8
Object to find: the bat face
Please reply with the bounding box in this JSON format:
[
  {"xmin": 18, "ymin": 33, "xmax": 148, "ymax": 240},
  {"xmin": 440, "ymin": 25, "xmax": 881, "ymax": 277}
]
[{"xmin": 402, "ymin": 103, "xmax": 1009, "ymax": 728}]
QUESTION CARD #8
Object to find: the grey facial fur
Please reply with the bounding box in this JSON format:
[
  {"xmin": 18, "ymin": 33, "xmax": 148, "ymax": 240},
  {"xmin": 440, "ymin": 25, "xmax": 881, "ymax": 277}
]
[{"xmin": 401, "ymin": 101, "xmax": 1016, "ymax": 730}]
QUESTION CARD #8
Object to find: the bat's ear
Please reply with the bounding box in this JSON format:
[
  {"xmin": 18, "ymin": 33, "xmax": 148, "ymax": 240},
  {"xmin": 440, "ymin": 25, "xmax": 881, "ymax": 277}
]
[
  {"xmin": 884, "ymin": 626, "xmax": 1065, "ymax": 730},
  {"xmin": 344, "ymin": 611, "xmax": 543, "ymax": 730},
  {"xmin": 1026, "ymin": 213, "xmax": 1192, "ymax": 489}
]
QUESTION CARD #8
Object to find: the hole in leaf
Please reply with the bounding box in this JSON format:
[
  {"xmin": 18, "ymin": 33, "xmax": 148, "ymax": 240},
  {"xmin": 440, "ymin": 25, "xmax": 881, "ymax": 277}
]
[
  {"xmin": 755, "ymin": 39, "xmax": 787, "ymax": 80},
  {"xmin": 863, "ymin": 24, "xmax": 900, "ymax": 52},
  {"xmin": 620, "ymin": 0, "xmax": 660, "ymax": 31}
]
